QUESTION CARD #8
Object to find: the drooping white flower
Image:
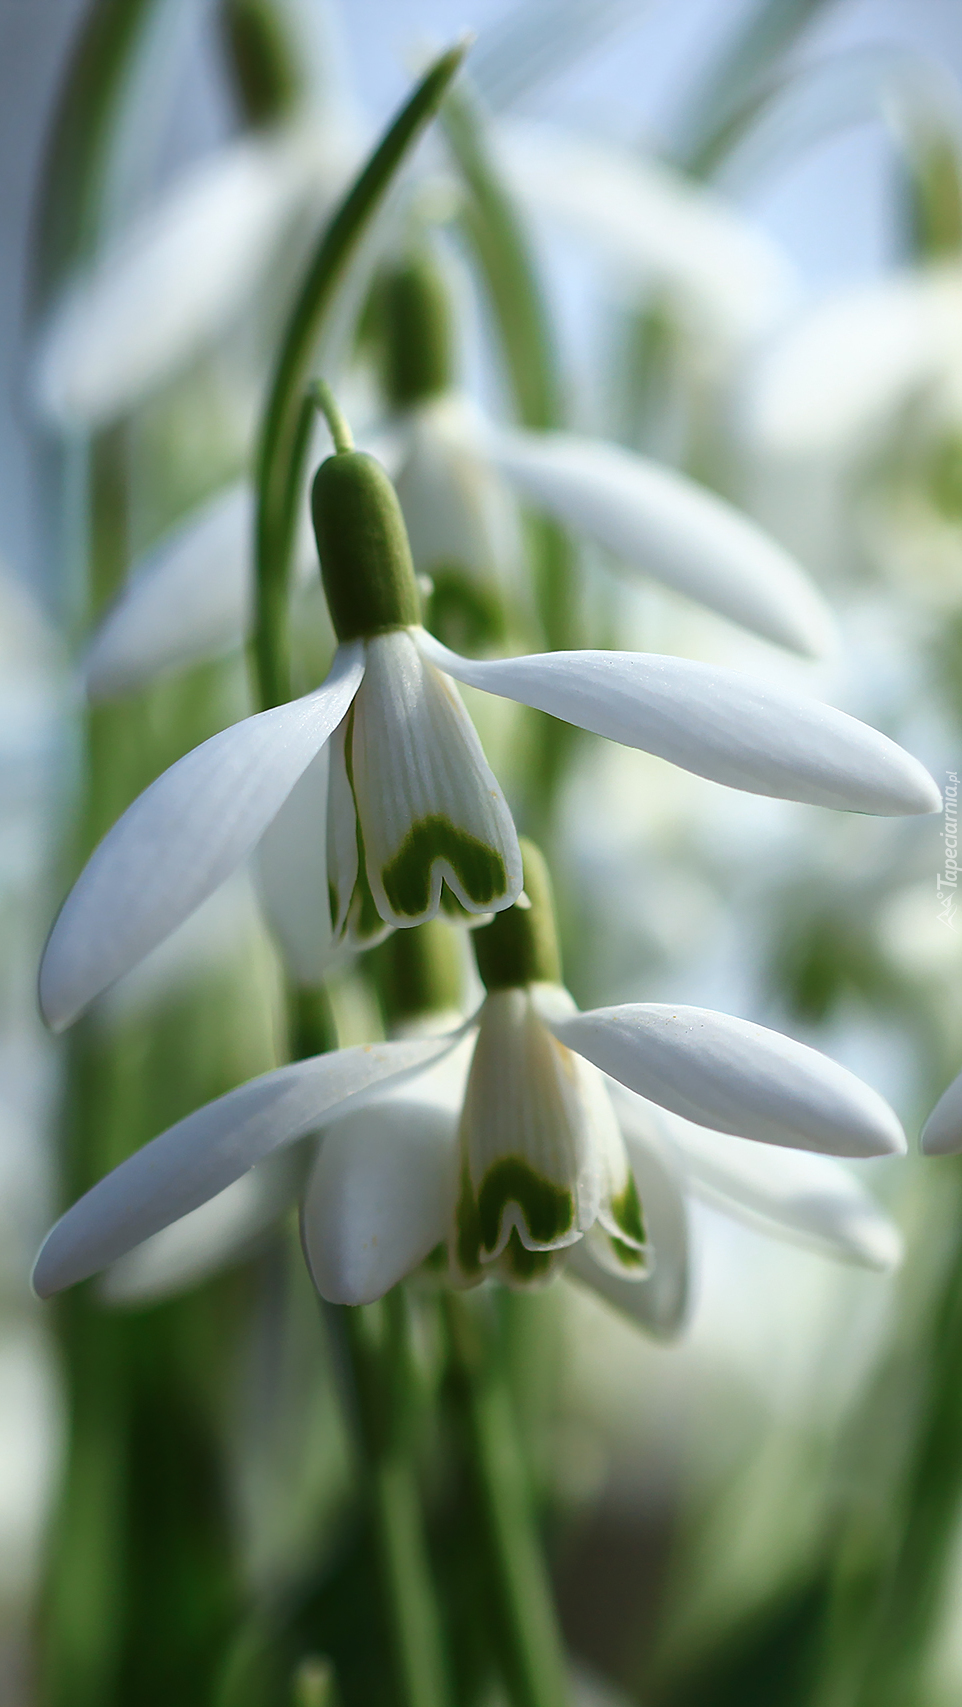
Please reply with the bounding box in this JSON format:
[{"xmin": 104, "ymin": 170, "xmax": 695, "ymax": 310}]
[
  {"xmin": 745, "ymin": 266, "xmax": 962, "ymax": 463},
  {"xmin": 38, "ymin": 435, "xmax": 940, "ymax": 1031},
  {"xmin": 33, "ymin": 123, "xmax": 359, "ymax": 433},
  {"xmin": 496, "ymin": 119, "xmax": 797, "ymax": 352},
  {"xmin": 82, "ymin": 390, "xmax": 838, "ymax": 702},
  {"xmin": 32, "ymin": 847, "xmax": 905, "ymax": 1337}
]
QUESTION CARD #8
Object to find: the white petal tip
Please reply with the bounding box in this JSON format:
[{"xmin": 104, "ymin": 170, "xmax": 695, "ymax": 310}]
[
  {"xmin": 37, "ymin": 960, "xmax": 74, "ymax": 1034},
  {"xmin": 921, "ymin": 1077, "xmax": 962, "ymax": 1154},
  {"xmin": 31, "ymin": 1243, "xmax": 62, "ymax": 1300}
]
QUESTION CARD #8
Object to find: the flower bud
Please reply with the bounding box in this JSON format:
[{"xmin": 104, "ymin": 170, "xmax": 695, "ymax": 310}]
[
  {"xmin": 312, "ymin": 451, "xmax": 421, "ymax": 641},
  {"xmin": 382, "ymin": 254, "xmax": 455, "ymax": 409},
  {"xmin": 219, "ymin": 0, "xmax": 304, "ymax": 129}
]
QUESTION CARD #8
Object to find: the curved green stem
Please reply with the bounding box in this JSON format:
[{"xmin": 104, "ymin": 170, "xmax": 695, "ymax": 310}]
[
  {"xmin": 252, "ymin": 41, "xmax": 469, "ymax": 711},
  {"xmin": 309, "ymin": 381, "xmax": 355, "ymax": 455}
]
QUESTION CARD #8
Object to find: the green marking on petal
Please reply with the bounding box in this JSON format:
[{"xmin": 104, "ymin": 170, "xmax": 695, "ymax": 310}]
[
  {"xmin": 327, "ymin": 880, "xmax": 339, "ymax": 932},
  {"xmin": 607, "ymin": 1235, "xmax": 646, "ymax": 1272},
  {"xmin": 610, "ymin": 1173, "xmax": 645, "ymax": 1248},
  {"xmin": 381, "ymin": 816, "xmax": 507, "ymax": 919},
  {"xmin": 501, "ymin": 1229, "xmax": 554, "ymax": 1283},
  {"xmin": 348, "ymin": 850, "xmax": 386, "ymax": 943},
  {"xmin": 476, "ymin": 1156, "xmax": 573, "ymax": 1254},
  {"xmin": 455, "ymin": 1164, "xmax": 483, "ymax": 1277},
  {"xmin": 339, "ymin": 702, "xmax": 391, "ymax": 943}
]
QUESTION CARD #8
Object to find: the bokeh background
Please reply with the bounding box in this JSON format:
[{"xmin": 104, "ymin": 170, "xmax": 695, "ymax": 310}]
[{"xmin": 5, "ymin": 3, "xmax": 962, "ymax": 1704}]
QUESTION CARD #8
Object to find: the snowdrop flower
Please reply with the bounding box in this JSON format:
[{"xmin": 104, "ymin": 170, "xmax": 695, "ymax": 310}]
[
  {"xmin": 745, "ymin": 266, "xmax": 962, "ymax": 603},
  {"xmin": 83, "ymin": 251, "xmax": 836, "ymax": 702},
  {"xmin": 746, "ymin": 267, "xmax": 962, "ymax": 464},
  {"xmin": 33, "ymin": 0, "xmax": 360, "ymax": 432},
  {"xmin": 38, "ymin": 395, "xmax": 941, "ymax": 1031},
  {"xmin": 497, "ymin": 119, "xmax": 796, "ymax": 354},
  {"xmin": 32, "ymin": 844, "xmax": 905, "ymax": 1334}
]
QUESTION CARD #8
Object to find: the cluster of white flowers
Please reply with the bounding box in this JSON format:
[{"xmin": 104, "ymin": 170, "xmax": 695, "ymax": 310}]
[{"xmin": 30, "ymin": 8, "xmax": 956, "ymax": 1356}]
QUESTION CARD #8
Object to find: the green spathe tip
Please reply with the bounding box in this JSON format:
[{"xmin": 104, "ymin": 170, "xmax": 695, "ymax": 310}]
[{"xmin": 311, "ymin": 426, "xmax": 421, "ymax": 640}]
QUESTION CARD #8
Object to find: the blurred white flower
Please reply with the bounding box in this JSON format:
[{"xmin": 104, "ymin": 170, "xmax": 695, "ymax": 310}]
[
  {"xmin": 746, "ymin": 266, "xmax": 962, "ymax": 463},
  {"xmin": 498, "ymin": 119, "xmax": 797, "ymax": 355},
  {"xmin": 33, "ymin": 122, "xmax": 359, "ymax": 432}
]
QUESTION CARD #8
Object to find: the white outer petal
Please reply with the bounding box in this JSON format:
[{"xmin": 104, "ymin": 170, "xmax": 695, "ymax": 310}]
[
  {"xmin": 746, "ymin": 271, "xmax": 960, "ymax": 459},
  {"xmin": 33, "ymin": 133, "xmax": 316, "ymax": 430},
  {"xmin": 32, "ymin": 1033, "xmax": 457, "ymax": 1296},
  {"xmin": 99, "ymin": 1149, "xmax": 308, "ymax": 1304},
  {"xmin": 540, "ymin": 1001, "xmax": 907, "ymax": 1159},
  {"xmin": 302, "ymin": 1097, "xmax": 458, "ymax": 1305},
  {"xmin": 499, "ymin": 118, "xmax": 795, "ymax": 346},
  {"xmin": 255, "ymin": 742, "xmax": 336, "ymax": 986},
  {"xmin": 658, "ymin": 1107, "xmax": 902, "ymax": 1270},
  {"xmin": 483, "ymin": 425, "xmax": 836, "ymax": 658},
  {"xmin": 39, "ymin": 644, "xmax": 365, "ymax": 1030},
  {"xmin": 83, "ymin": 484, "xmax": 254, "ymax": 698},
  {"xmin": 417, "ymin": 632, "xmax": 941, "ymax": 817},
  {"xmin": 921, "ymin": 1070, "xmax": 962, "ymax": 1154},
  {"xmin": 567, "ymin": 1109, "xmax": 690, "ymax": 1339}
]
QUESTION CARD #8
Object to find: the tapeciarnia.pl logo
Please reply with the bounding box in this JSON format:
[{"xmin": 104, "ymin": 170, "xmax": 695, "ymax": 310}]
[{"xmin": 938, "ymin": 771, "xmax": 958, "ymax": 929}]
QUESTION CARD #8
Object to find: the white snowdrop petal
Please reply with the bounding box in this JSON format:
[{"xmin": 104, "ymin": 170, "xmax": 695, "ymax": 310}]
[
  {"xmin": 39, "ymin": 644, "xmax": 365, "ymax": 1030},
  {"xmin": 99, "ymin": 1149, "xmax": 307, "ymax": 1305},
  {"xmin": 747, "ymin": 273, "xmax": 951, "ymax": 459},
  {"xmin": 256, "ymin": 742, "xmax": 335, "ymax": 985},
  {"xmin": 31, "ymin": 1033, "xmax": 456, "ymax": 1296},
  {"xmin": 302, "ymin": 1097, "xmax": 457, "ymax": 1304},
  {"xmin": 34, "ymin": 135, "xmax": 312, "ymax": 429},
  {"xmin": 395, "ymin": 397, "xmax": 515, "ymax": 582},
  {"xmin": 567, "ymin": 1111, "xmax": 690, "ymax": 1339},
  {"xmin": 544, "ymin": 1003, "xmax": 907, "ymax": 1159},
  {"xmin": 499, "ymin": 119, "xmax": 794, "ymax": 345},
  {"xmin": 459, "ymin": 988, "xmax": 601, "ymax": 1258},
  {"xmin": 484, "ymin": 426, "xmax": 835, "ymax": 658},
  {"xmin": 921, "ymin": 1070, "xmax": 962, "ymax": 1154},
  {"xmin": 419, "ymin": 633, "xmax": 941, "ymax": 817},
  {"xmin": 664, "ymin": 1112, "xmax": 902, "ymax": 1270},
  {"xmin": 351, "ymin": 630, "xmax": 522, "ymax": 925},
  {"xmin": 83, "ymin": 484, "xmax": 254, "ymax": 698}
]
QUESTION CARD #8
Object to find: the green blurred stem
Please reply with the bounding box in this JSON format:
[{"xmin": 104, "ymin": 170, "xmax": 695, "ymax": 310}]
[
  {"xmin": 441, "ymin": 86, "xmax": 577, "ymax": 836},
  {"xmin": 673, "ymin": 0, "xmax": 830, "ymax": 180},
  {"xmin": 291, "ymin": 998, "xmax": 452, "ymax": 1707},
  {"xmin": 252, "ymin": 42, "xmax": 469, "ymax": 710},
  {"xmin": 444, "ymin": 1294, "xmax": 570, "ymax": 1707},
  {"xmin": 30, "ymin": 0, "xmax": 159, "ymax": 305},
  {"xmin": 329, "ymin": 1297, "xmax": 452, "ymax": 1707},
  {"xmin": 850, "ymin": 1165, "xmax": 962, "ymax": 1704},
  {"xmin": 285, "ymin": 980, "xmax": 338, "ymax": 1061}
]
